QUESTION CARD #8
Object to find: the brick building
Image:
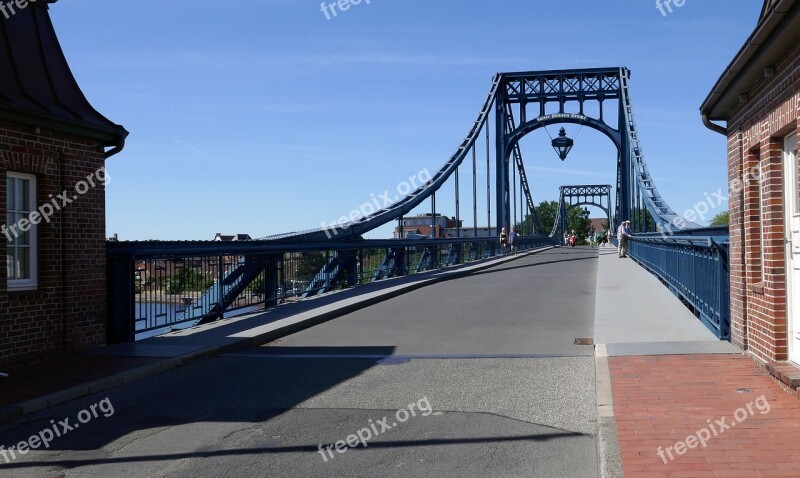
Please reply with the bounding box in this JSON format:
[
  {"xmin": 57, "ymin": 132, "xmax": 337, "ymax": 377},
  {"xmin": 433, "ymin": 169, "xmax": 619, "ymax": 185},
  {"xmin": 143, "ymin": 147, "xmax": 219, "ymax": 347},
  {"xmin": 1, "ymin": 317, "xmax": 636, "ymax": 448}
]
[
  {"xmin": 701, "ymin": 0, "xmax": 799, "ymax": 368},
  {"xmin": 0, "ymin": 2, "xmax": 127, "ymax": 366},
  {"xmin": 393, "ymin": 214, "xmax": 463, "ymax": 238}
]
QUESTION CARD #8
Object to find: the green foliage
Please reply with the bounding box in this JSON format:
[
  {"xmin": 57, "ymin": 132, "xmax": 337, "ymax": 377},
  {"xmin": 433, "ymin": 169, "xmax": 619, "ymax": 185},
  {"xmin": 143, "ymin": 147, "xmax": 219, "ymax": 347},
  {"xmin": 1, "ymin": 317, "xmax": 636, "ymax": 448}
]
[
  {"xmin": 166, "ymin": 267, "xmax": 214, "ymax": 295},
  {"xmin": 247, "ymin": 275, "xmax": 264, "ymax": 294},
  {"xmin": 521, "ymin": 200, "xmax": 592, "ymax": 243},
  {"xmin": 709, "ymin": 211, "xmax": 729, "ymax": 227},
  {"xmin": 535, "ymin": 200, "xmax": 559, "ymax": 235},
  {"xmin": 565, "ymin": 207, "xmax": 592, "ymax": 244},
  {"xmin": 296, "ymin": 251, "xmax": 328, "ymax": 278}
]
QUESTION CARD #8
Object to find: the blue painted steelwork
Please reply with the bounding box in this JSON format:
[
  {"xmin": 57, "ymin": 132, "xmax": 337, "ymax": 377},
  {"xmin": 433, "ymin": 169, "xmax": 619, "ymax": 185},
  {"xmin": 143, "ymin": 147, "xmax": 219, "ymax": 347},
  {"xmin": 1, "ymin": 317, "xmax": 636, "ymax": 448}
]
[
  {"xmin": 499, "ymin": 68, "xmax": 700, "ymax": 234},
  {"xmin": 627, "ymin": 234, "xmax": 730, "ymax": 340},
  {"xmin": 261, "ymin": 68, "xmax": 696, "ymax": 243}
]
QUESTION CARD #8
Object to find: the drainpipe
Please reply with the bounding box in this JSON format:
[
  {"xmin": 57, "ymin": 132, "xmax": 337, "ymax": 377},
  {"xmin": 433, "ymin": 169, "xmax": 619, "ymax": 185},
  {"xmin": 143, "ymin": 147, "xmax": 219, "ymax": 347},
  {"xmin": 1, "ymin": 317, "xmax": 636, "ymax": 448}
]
[
  {"xmin": 702, "ymin": 115, "xmax": 728, "ymax": 136},
  {"xmin": 103, "ymin": 137, "xmax": 126, "ymax": 159}
]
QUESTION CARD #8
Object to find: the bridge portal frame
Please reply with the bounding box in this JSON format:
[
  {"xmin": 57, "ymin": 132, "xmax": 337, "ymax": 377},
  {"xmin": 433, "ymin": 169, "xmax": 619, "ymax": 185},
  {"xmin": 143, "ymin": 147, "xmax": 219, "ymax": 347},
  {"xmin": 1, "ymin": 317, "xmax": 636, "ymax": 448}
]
[
  {"xmin": 556, "ymin": 184, "xmax": 613, "ymax": 240},
  {"xmin": 495, "ymin": 68, "xmax": 632, "ymax": 236}
]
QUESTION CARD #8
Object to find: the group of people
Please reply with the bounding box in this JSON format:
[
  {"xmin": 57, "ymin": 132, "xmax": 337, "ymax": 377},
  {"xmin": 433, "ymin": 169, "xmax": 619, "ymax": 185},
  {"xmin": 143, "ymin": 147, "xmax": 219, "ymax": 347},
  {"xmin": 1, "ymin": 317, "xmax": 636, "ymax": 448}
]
[
  {"xmin": 498, "ymin": 220, "xmax": 633, "ymax": 258},
  {"xmin": 499, "ymin": 227, "xmax": 518, "ymax": 254},
  {"xmin": 559, "ymin": 221, "xmax": 633, "ymax": 258}
]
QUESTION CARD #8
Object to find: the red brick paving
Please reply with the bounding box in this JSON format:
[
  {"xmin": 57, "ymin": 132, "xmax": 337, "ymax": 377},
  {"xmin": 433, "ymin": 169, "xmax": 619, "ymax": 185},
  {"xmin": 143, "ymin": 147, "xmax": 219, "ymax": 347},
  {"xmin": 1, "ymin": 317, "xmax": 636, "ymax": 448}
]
[{"xmin": 609, "ymin": 355, "xmax": 800, "ymax": 477}]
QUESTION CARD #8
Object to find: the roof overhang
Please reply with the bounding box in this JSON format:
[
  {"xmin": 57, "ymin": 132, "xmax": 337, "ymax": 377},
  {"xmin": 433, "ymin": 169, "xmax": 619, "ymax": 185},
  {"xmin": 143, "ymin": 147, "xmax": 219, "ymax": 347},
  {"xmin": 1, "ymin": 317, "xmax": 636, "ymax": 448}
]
[
  {"xmin": 700, "ymin": 0, "xmax": 800, "ymax": 123},
  {"xmin": 0, "ymin": 0, "xmax": 128, "ymax": 157}
]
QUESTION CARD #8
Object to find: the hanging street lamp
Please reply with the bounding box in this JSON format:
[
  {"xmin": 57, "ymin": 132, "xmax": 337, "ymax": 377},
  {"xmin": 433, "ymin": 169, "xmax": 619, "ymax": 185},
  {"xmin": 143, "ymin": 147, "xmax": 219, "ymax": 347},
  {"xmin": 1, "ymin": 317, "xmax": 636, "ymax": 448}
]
[{"xmin": 551, "ymin": 127, "xmax": 574, "ymax": 161}]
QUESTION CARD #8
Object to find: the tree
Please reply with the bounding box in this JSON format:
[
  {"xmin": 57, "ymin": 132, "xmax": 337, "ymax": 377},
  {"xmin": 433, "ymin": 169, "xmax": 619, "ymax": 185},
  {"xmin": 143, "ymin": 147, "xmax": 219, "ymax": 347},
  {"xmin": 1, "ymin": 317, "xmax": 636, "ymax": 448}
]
[
  {"xmin": 523, "ymin": 200, "xmax": 591, "ymax": 242},
  {"xmin": 526, "ymin": 200, "xmax": 558, "ymax": 235},
  {"xmin": 166, "ymin": 267, "xmax": 213, "ymax": 295},
  {"xmin": 565, "ymin": 207, "xmax": 592, "ymax": 245},
  {"xmin": 709, "ymin": 211, "xmax": 729, "ymax": 227}
]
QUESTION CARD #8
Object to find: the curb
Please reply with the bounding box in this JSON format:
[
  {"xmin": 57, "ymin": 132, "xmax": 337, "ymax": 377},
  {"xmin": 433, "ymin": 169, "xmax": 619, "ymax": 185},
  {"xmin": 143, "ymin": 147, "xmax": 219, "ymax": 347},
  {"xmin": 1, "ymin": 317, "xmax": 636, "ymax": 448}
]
[
  {"xmin": 595, "ymin": 344, "xmax": 623, "ymax": 478},
  {"xmin": 0, "ymin": 245, "xmax": 555, "ymax": 427}
]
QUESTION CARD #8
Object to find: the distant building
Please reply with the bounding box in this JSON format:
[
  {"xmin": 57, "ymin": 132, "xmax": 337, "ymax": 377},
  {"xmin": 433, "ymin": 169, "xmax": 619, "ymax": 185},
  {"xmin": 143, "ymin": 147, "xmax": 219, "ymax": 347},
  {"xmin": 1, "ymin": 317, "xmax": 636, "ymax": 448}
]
[
  {"xmin": 0, "ymin": 3, "xmax": 128, "ymax": 366},
  {"xmin": 589, "ymin": 218, "xmax": 608, "ymax": 233},
  {"xmin": 444, "ymin": 227, "xmax": 498, "ymax": 238},
  {"xmin": 700, "ymin": 0, "xmax": 800, "ymax": 366},
  {"xmin": 393, "ymin": 214, "xmax": 462, "ymax": 238},
  {"xmin": 214, "ymin": 233, "xmax": 252, "ymax": 242}
]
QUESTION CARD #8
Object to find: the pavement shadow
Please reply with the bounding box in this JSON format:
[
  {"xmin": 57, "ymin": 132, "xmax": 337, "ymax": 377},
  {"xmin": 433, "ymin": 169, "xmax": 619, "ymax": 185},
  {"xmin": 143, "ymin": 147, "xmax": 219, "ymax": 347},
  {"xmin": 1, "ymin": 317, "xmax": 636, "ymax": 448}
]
[
  {"xmin": 0, "ymin": 347, "xmax": 395, "ymax": 458},
  {"xmin": 0, "ymin": 431, "xmax": 588, "ymax": 469}
]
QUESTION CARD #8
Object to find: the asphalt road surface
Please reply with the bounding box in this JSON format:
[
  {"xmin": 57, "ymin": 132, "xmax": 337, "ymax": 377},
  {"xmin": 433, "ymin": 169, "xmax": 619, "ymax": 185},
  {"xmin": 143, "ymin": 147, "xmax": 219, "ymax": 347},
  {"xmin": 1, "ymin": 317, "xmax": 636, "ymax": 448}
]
[{"xmin": 0, "ymin": 247, "xmax": 600, "ymax": 478}]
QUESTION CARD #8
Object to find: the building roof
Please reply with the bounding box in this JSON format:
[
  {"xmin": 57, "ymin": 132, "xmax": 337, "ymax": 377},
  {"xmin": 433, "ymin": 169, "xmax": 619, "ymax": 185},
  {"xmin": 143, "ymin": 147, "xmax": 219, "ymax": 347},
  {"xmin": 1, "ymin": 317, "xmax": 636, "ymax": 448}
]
[
  {"xmin": 700, "ymin": 0, "xmax": 800, "ymax": 122},
  {"xmin": 0, "ymin": 0, "xmax": 128, "ymax": 149},
  {"xmin": 214, "ymin": 233, "xmax": 252, "ymax": 242}
]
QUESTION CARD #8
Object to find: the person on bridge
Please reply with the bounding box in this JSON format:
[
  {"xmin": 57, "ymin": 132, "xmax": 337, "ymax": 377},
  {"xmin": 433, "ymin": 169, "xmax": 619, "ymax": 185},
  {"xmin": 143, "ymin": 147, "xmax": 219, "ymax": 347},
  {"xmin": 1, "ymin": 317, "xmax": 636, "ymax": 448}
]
[
  {"xmin": 617, "ymin": 220, "xmax": 632, "ymax": 258},
  {"xmin": 500, "ymin": 227, "xmax": 508, "ymax": 254},
  {"xmin": 569, "ymin": 230, "xmax": 577, "ymax": 248},
  {"xmin": 563, "ymin": 232, "xmax": 570, "ymax": 246},
  {"xmin": 509, "ymin": 227, "xmax": 518, "ymax": 254},
  {"xmin": 606, "ymin": 228, "xmax": 613, "ymax": 248}
]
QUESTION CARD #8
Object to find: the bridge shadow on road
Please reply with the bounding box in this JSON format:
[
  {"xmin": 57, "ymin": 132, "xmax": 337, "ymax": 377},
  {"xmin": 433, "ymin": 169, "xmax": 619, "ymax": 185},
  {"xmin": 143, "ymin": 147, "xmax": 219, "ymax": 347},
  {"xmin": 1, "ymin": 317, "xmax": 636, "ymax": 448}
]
[{"xmin": 0, "ymin": 429, "xmax": 588, "ymax": 470}]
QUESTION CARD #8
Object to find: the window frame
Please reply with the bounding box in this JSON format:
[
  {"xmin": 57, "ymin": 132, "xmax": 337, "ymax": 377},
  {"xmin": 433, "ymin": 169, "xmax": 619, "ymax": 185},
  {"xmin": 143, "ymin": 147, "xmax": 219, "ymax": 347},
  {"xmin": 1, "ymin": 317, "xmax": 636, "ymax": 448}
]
[{"xmin": 6, "ymin": 172, "xmax": 38, "ymax": 291}]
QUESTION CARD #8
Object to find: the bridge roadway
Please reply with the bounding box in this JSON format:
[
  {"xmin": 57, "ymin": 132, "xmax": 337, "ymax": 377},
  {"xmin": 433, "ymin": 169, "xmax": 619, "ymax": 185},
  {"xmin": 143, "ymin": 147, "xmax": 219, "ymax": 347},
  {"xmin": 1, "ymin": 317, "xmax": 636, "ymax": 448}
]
[{"xmin": 1, "ymin": 247, "xmax": 721, "ymax": 478}]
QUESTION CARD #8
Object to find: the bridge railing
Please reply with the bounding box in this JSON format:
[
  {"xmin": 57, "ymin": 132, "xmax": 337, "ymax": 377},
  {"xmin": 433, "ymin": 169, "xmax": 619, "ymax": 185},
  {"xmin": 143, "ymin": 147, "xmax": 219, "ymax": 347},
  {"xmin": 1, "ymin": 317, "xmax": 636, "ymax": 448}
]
[
  {"xmin": 107, "ymin": 235, "xmax": 555, "ymax": 343},
  {"xmin": 627, "ymin": 231, "xmax": 730, "ymax": 340}
]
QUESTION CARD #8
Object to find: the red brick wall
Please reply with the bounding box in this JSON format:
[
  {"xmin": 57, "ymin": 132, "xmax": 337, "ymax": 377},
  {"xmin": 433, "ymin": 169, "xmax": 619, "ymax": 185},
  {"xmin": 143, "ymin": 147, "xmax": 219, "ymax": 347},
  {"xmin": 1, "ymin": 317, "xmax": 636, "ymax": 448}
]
[
  {"xmin": 726, "ymin": 41, "xmax": 800, "ymax": 363},
  {"xmin": 0, "ymin": 121, "xmax": 108, "ymax": 367}
]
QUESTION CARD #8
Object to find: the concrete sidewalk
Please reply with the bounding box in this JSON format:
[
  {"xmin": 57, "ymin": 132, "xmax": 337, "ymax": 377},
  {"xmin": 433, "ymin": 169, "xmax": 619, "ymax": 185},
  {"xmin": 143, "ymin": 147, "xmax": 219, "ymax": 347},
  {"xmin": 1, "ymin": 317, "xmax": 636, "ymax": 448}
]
[
  {"xmin": 594, "ymin": 248, "xmax": 738, "ymax": 357},
  {"xmin": 0, "ymin": 246, "xmax": 553, "ymax": 426}
]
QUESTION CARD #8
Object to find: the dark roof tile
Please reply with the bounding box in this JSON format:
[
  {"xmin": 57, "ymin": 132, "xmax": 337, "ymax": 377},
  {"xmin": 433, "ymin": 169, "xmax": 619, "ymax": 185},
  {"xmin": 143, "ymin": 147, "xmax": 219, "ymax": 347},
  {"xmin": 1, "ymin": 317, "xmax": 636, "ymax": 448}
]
[{"xmin": 0, "ymin": 0, "xmax": 127, "ymax": 147}]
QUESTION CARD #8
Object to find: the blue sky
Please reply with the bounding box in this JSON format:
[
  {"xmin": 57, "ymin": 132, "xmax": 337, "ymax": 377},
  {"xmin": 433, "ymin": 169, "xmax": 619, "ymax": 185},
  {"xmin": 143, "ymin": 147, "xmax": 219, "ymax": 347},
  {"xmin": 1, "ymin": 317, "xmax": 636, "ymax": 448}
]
[{"xmin": 48, "ymin": 0, "xmax": 760, "ymax": 240}]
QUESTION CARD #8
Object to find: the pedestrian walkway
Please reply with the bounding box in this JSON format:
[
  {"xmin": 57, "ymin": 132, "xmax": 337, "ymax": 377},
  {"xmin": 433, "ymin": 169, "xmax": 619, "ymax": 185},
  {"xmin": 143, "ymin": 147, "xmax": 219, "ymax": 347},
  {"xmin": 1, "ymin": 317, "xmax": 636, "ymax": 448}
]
[{"xmin": 592, "ymin": 248, "xmax": 800, "ymax": 477}]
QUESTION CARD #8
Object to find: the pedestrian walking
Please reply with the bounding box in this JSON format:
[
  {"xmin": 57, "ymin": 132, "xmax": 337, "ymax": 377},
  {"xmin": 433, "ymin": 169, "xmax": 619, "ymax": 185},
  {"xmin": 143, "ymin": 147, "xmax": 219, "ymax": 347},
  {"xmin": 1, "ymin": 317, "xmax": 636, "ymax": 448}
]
[
  {"xmin": 606, "ymin": 228, "xmax": 613, "ymax": 248},
  {"xmin": 509, "ymin": 227, "xmax": 518, "ymax": 254},
  {"xmin": 563, "ymin": 232, "xmax": 570, "ymax": 246},
  {"xmin": 500, "ymin": 227, "xmax": 508, "ymax": 254},
  {"xmin": 617, "ymin": 220, "xmax": 632, "ymax": 258}
]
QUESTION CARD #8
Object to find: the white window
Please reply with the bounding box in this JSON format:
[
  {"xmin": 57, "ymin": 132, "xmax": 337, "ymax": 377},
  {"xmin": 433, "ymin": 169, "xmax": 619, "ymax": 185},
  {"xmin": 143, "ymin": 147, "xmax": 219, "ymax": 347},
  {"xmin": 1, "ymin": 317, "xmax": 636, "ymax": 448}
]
[{"xmin": 6, "ymin": 172, "xmax": 37, "ymax": 290}]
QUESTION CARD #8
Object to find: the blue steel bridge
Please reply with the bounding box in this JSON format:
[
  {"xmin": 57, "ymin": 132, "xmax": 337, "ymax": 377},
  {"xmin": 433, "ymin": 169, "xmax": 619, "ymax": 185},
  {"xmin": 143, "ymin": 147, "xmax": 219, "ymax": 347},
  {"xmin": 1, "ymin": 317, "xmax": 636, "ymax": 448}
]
[{"xmin": 108, "ymin": 67, "xmax": 731, "ymax": 344}]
